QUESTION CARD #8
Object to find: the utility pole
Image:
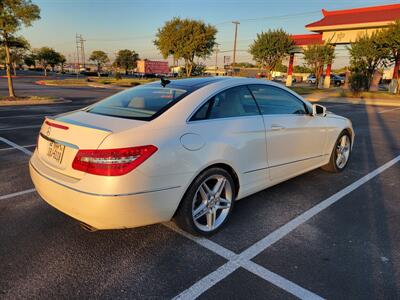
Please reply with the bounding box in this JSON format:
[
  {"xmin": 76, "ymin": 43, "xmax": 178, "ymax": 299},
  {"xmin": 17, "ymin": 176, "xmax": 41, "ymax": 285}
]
[
  {"xmin": 80, "ymin": 36, "xmax": 86, "ymax": 69},
  {"xmin": 232, "ymin": 21, "xmax": 240, "ymax": 76},
  {"xmin": 75, "ymin": 34, "xmax": 80, "ymax": 77},
  {"xmin": 214, "ymin": 43, "xmax": 220, "ymax": 72},
  {"xmin": 75, "ymin": 34, "xmax": 86, "ymax": 71}
]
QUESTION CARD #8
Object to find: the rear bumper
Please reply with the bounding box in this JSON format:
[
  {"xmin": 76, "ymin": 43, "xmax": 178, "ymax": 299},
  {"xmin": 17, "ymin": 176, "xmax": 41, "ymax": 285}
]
[{"xmin": 29, "ymin": 161, "xmax": 183, "ymax": 230}]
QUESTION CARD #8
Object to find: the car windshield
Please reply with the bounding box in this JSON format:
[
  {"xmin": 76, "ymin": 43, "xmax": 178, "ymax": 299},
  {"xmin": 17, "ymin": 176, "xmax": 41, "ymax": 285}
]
[{"xmin": 87, "ymin": 86, "xmax": 188, "ymax": 120}]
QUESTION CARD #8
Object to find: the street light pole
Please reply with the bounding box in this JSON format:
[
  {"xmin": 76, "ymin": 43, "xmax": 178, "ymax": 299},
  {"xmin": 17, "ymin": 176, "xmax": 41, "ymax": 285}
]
[{"xmin": 232, "ymin": 21, "xmax": 240, "ymax": 76}]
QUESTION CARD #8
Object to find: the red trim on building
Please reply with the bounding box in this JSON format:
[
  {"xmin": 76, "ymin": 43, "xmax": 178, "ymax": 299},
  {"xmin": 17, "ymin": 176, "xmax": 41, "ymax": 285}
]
[
  {"xmin": 306, "ymin": 4, "xmax": 400, "ymax": 29},
  {"xmin": 291, "ymin": 34, "xmax": 323, "ymax": 46}
]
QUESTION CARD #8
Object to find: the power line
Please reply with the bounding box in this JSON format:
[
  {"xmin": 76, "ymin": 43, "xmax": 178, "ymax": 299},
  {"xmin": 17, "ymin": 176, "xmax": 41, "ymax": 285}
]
[
  {"xmin": 81, "ymin": 11, "xmax": 321, "ymax": 43},
  {"xmin": 214, "ymin": 10, "xmax": 321, "ymax": 26}
]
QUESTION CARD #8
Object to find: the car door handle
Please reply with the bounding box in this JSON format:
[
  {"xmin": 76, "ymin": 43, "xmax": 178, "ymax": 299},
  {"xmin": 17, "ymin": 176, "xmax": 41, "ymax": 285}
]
[{"xmin": 270, "ymin": 124, "xmax": 285, "ymax": 131}]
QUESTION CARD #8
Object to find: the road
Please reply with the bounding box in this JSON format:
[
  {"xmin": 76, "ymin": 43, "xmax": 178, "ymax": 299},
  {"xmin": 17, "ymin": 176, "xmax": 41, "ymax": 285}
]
[{"xmin": 1, "ymin": 76, "xmax": 400, "ymax": 299}]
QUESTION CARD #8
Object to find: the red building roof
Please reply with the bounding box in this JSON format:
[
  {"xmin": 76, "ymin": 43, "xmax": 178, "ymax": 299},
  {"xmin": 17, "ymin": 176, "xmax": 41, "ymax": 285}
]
[
  {"xmin": 306, "ymin": 3, "xmax": 400, "ymax": 29},
  {"xmin": 291, "ymin": 34, "xmax": 323, "ymax": 46}
]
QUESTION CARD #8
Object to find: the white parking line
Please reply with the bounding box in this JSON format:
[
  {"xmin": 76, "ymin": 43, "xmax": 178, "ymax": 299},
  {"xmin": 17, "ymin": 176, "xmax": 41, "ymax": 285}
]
[
  {"xmin": 378, "ymin": 107, "xmax": 400, "ymax": 114},
  {"xmin": 239, "ymin": 154, "xmax": 400, "ymax": 261},
  {"xmin": 0, "ymin": 125, "xmax": 41, "ymax": 131},
  {"xmin": 0, "ymin": 188, "xmax": 36, "ymax": 201},
  {"xmin": 173, "ymin": 261, "xmax": 240, "ymax": 300},
  {"xmin": 0, "ymin": 137, "xmax": 33, "ymax": 155},
  {"xmin": 173, "ymin": 154, "xmax": 400, "ymax": 299},
  {"xmin": 241, "ymin": 260, "xmax": 323, "ymax": 300},
  {"xmin": 0, "ymin": 144, "xmax": 35, "ymax": 152},
  {"xmin": 165, "ymin": 225, "xmax": 324, "ymax": 300},
  {"xmin": 4, "ymin": 135, "xmax": 400, "ymax": 299}
]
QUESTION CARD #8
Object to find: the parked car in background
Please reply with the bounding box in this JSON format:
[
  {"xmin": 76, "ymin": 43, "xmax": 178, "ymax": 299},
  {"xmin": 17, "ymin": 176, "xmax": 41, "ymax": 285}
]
[
  {"xmin": 272, "ymin": 75, "xmax": 285, "ymax": 82},
  {"xmin": 306, "ymin": 74, "xmax": 317, "ymax": 84},
  {"xmin": 30, "ymin": 77, "xmax": 354, "ymax": 236},
  {"xmin": 281, "ymin": 76, "xmax": 296, "ymax": 83},
  {"xmin": 330, "ymin": 74, "xmax": 345, "ymax": 86},
  {"xmin": 306, "ymin": 74, "xmax": 345, "ymax": 86}
]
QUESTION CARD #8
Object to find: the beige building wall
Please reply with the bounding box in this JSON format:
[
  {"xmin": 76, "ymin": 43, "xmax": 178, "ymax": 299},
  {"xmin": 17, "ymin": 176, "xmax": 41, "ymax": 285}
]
[{"xmin": 323, "ymin": 27, "xmax": 385, "ymax": 44}]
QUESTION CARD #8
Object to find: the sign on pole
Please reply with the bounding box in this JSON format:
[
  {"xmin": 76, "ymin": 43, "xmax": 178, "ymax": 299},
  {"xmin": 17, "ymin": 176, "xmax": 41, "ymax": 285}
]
[{"xmin": 223, "ymin": 56, "xmax": 231, "ymax": 69}]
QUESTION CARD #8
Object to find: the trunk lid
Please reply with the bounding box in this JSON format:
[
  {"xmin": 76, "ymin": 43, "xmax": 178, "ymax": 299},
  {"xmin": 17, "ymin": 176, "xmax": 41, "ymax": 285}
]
[{"xmin": 37, "ymin": 111, "xmax": 147, "ymax": 179}]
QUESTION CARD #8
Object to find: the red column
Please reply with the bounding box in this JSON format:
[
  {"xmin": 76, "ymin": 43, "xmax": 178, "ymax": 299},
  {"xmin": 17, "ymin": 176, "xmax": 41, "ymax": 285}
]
[
  {"xmin": 286, "ymin": 53, "xmax": 294, "ymax": 86},
  {"xmin": 323, "ymin": 62, "xmax": 332, "ymax": 88},
  {"xmin": 325, "ymin": 63, "xmax": 332, "ymax": 77},
  {"xmin": 393, "ymin": 54, "xmax": 400, "ymax": 79},
  {"xmin": 288, "ymin": 53, "xmax": 294, "ymax": 76}
]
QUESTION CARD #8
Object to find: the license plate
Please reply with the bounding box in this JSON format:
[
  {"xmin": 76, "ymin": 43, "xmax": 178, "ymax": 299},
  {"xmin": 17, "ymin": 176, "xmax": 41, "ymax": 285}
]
[{"xmin": 47, "ymin": 141, "xmax": 65, "ymax": 165}]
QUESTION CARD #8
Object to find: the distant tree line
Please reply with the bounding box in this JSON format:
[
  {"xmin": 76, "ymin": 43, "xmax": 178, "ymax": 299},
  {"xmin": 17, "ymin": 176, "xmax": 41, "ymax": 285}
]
[{"xmin": 2, "ymin": 1, "xmax": 400, "ymax": 98}]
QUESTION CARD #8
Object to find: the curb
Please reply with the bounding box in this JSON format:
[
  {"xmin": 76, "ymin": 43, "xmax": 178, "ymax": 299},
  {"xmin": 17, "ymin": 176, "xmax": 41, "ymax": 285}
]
[
  {"xmin": 306, "ymin": 97, "xmax": 400, "ymax": 107},
  {"xmin": 0, "ymin": 75, "xmax": 48, "ymax": 79},
  {"xmin": 35, "ymin": 80, "xmax": 124, "ymax": 90},
  {"xmin": 0, "ymin": 97, "xmax": 71, "ymax": 106}
]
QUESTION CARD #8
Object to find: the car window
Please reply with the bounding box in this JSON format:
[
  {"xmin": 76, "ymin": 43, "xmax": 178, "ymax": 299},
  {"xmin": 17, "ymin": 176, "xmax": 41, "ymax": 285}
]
[
  {"xmin": 249, "ymin": 85, "xmax": 307, "ymax": 115},
  {"xmin": 191, "ymin": 86, "xmax": 260, "ymax": 120},
  {"xmin": 88, "ymin": 86, "xmax": 188, "ymax": 121}
]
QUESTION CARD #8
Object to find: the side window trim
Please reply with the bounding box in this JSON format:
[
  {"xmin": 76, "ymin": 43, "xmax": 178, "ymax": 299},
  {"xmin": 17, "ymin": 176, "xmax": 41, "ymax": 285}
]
[
  {"xmin": 246, "ymin": 85, "xmax": 263, "ymax": 116},
  {"xmin": 204, "ymin": 97, "xmax": 215, "ymax": 120},
  {"xmin": 249, "ymin": 84, "xmax": 309, "ymax": 116}
]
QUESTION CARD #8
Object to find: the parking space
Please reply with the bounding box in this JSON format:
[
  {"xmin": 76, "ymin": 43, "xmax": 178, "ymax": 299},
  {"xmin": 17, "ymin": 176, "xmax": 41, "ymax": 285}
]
[
  {"xmin": 252, "ymin": 166, "xmax": 400, "ymax": 299},
  {"xmin": 1, "ymin": 97, "xmax": 399, "ymax": 299},
  {"xmin": 0, "ymin": 191, "xmax": 227, "ymax": 299}
]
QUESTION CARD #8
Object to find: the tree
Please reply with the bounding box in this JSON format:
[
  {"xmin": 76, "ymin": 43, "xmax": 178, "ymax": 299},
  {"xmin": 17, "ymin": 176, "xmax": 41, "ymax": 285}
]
[
  {"xmin": 294, "ymin": 65, "xmax": 313, "ymax": 73},
  {"xmin": 235, "ymin": 62, "xmax": 256, "ymax": 68},
  {"xmin": 89, "ymin": 50, "xmax": 109, "ymax": 76},
  {"xmin": 114, "ymin": 49, "xmax": 138, "ymax": 75},
  {"xmin": 155, "ymin": 17, "xmax": 217, "ymax": 77},
  {"xmin": 0, "ymin": 36, "xmax": 29, "ymax": 75},
  {"xmin": 303, "ymin": 44, "xmax": 335, "ymax": 88},
  {"xmin": 24, "ymin": 52, "xmax": 37, "ymax": 68},
  {"xmin": 249, "ymin": 29, "xmax": 294, "ymax": 79},
  {"xmin": 36, "ymin": 47, "xmax": 62, "ymax": 76},
  {"xmin": 10, "ymin": 36, "xmax": 29, "ymax": 74},
  {"xmin": 59, "ymin": 54, "xmax": 66, "ymax": 73},
  {"xmin": 273, "ymin": 60, "xmax": 288, "ymax": 73},
  {"xmin": 348, "ymin": 32, "xmax": 390, "ymax": 90},
  {"xmin": 381, "ymin": 20, "xmax": 400, "ymax": 92},
  {"xmin": 191, "ymin": 62, "xmax": 206, "ymax": 76},
  {"xmin": 0, "ymin": 0, "xmax": 40, "ymax": 97}
]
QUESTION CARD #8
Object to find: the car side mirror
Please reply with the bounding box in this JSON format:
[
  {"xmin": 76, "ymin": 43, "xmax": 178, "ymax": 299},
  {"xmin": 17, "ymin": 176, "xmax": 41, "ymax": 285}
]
[{"xmin": 312, "ymin": 104, "xmax": 327, "ymax": 117}]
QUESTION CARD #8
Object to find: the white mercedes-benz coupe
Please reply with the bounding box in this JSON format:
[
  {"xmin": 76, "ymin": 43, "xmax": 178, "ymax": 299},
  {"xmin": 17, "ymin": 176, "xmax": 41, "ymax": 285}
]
[{"xmin": 30, "ymin": 77, "xmax": 354, "ymax": 236}]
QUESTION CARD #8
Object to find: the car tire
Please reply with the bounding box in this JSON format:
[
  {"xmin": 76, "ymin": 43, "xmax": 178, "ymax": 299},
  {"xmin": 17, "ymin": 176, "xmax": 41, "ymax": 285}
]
[
  {"xmin": 174, "ymin": 167, "xmax": 236, "ymax": 236},
  {"xmin": 322, "ymin": 131, "xmax": 352, "ymax": 173}
]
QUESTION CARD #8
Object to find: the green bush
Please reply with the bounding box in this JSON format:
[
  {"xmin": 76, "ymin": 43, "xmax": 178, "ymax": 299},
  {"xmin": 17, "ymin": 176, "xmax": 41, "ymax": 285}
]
[
  {"xmin": 114, "ymin": 72, "xmax": 122, "ymax": 80},
  {"xmin": 349, "ymin": 72, "xmax": 369, "ymax": 96}
]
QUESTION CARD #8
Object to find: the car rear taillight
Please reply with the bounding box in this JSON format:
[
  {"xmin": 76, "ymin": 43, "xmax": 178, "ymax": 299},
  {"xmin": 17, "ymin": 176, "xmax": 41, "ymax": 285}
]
[{"xmin": 72, "ymin": 145, "xmax": 158, "ymax": 176}]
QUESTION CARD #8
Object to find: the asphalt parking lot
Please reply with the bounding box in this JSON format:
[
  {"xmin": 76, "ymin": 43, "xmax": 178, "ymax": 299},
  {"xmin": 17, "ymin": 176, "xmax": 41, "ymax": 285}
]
[{"xmin": 1, "ymin": 78, "xmax": 400, "ymax": 299}]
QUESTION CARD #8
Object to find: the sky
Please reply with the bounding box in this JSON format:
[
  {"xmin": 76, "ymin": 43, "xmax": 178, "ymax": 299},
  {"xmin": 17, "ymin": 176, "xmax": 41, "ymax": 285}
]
[{"xmin": 20, "ymin": 0, "xmax": 400, "ymax": 68}]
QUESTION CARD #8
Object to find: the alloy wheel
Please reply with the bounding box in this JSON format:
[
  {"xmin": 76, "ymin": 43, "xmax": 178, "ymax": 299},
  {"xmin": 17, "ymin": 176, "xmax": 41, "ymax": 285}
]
[
  {"xmin": 192, "ymin": 174, "xmax": 233, "ymax": 232},
  {"xmin": 336, "ymin": 135, "xmax": 350, "ymax": 169}
]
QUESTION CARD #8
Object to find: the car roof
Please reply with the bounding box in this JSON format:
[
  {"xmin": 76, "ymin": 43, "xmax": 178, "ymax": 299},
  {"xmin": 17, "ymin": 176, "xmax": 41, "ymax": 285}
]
[{"xmin": 147, "ymin": 77, "xmax": 230, "ymax": 91}]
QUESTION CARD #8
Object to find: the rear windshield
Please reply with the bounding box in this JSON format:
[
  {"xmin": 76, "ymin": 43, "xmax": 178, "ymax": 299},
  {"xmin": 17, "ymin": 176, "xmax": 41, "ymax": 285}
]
[{"xmin": 87, "ymin": 86, "xmax": 188, "ymax": 120}]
